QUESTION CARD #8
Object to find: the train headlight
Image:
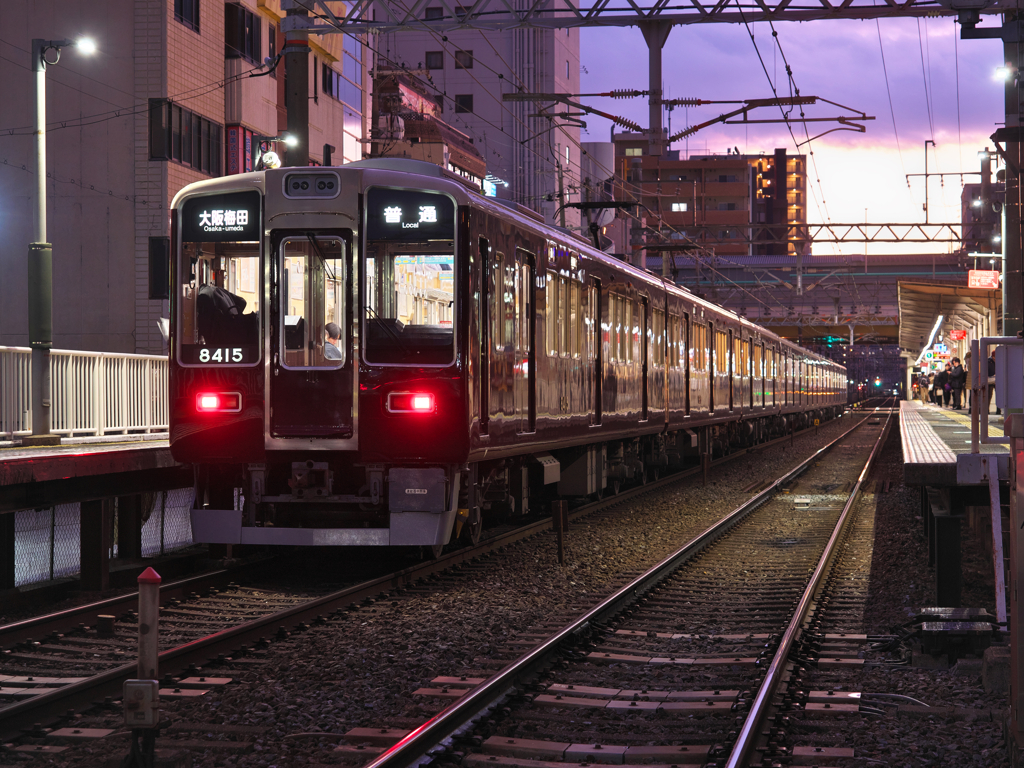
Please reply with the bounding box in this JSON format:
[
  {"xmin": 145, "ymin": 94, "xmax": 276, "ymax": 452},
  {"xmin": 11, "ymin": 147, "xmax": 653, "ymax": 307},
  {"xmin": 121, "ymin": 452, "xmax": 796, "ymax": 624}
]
[
  {"xmin": 196, "ymin": 392, "xmax": 242, "ymax": 413},
  {"xmin": 387, "ymin": 392, "xmax": 435, "ymax": 413}
]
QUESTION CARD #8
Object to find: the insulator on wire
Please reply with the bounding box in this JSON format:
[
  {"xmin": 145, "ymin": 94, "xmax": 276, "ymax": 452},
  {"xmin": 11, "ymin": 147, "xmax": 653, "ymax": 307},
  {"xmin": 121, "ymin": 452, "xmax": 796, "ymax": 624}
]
[
  {"xmin": 666, "ymin": 97, "xmax": 705, "ymax": 107},
  {"xmin": 609, "ymin": 89, "xmax": 644, "ymax": 99}
]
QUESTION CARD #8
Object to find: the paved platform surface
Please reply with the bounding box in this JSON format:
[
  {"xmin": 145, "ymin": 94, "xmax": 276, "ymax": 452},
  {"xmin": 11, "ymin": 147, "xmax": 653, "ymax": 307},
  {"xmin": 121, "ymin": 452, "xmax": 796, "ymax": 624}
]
[
  {"xmin": 0, "ymin": 435, "xmax": 185, "ymax": 513},
  {"xmin": 901, "ymin": 400, "xmax": 1008, "ymax": 486}
]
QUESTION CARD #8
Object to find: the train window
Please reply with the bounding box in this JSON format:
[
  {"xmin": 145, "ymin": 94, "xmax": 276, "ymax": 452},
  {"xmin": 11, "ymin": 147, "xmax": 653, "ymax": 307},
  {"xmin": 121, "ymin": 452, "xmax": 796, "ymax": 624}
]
[
  {"xmin": 653, "ymin": 310, "xmax": 665, "ymax": 366},
  {"xmin": 279, "ymin": 236, "xmax": 346, "ymax": 369},
  {"xmin": 622, "ymin": 299, "xmax": 633, "ymax": 363},
  {"xmin": 546, "ymin": 271, "xmax": 558, "ymax": 357},
  {"xmin": 558, "ymin": 276, "xmax": 569, "ymax": 358},
  {"xmin": 363, "ymin": 242, "xmax": 455, "ymax": 365},
  {"xmin": 570, "ymin": 281, "xmax": 581, "ymax": 359}
]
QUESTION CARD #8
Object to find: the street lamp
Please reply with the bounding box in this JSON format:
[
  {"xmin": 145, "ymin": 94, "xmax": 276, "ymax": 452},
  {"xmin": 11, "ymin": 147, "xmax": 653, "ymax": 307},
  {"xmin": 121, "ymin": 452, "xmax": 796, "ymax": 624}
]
[
  {"xmin": 24, "ymin": 37, "xmax": 96, "ymax": 447},
  {"xmin": 253, "ymin": 133, "xmax": 298, "ymax": 170}
]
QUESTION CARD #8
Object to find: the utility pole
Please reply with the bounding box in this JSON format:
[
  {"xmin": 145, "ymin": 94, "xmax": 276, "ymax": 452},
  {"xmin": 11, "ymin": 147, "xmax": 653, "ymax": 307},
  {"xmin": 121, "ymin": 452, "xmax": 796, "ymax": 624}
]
[
  {"xmin": 281, "ymin": 0, "xmax": 310, "ymax": 166},
  {"xmin": 924, "ymin": 139, "xmax": 935, "ymax": 224},
  {"xmin": 639, "ymin": 21, "xmax": 671, "ymax": 158},
  {"xmin": 557, "ymin": 164, "xmax": 567, "ymax": 228}
]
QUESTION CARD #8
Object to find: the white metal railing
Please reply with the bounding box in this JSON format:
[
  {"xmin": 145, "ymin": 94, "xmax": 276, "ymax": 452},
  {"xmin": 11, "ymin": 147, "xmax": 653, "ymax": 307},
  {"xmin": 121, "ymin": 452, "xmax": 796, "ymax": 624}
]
[{"xmin": 0, "ymin": 346, "xmax": 168, "ymax": 439}]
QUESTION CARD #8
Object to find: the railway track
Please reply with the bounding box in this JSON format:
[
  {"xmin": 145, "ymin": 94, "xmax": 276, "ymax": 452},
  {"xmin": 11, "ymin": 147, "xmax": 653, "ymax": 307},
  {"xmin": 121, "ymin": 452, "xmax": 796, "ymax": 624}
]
[
  {"xmin": 336, "ymin": 408, "xmax": 894, "ymax": 768},
  {"xmin": 0, "ymin": 409, "xmax": 880, "ymax": 759}
]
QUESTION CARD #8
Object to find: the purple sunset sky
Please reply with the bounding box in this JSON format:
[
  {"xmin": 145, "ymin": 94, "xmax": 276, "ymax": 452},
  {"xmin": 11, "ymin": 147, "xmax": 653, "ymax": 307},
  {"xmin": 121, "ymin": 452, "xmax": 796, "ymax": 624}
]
[{"xmin": 580, "ymin": 16, "xmax": 1008, "ymax": 254}]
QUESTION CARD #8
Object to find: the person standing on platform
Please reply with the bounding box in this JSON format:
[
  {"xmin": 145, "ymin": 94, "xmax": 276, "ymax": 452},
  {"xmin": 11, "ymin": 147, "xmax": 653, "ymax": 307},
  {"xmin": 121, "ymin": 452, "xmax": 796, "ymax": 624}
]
[
  {"xmin": 928, "ymin": 372, "xmax": 937, "ymax": 404},
  {"xmin": 933, "ymin": 365, "xmax": 950, "ymax": 407},
  {"xmin": 949, "ymin": 357, "xmax": 966, "ymax": 409},
  {"xmin": 917, "ymin": 371, "xmax": 930, "ymax": 404},
  {"xmin": 988, "ymin": 349, "xmax": 999, "ymax": 415},
  {"xmin": 964, "ymin": 350, "xmax": 973, "ymax": 410}
]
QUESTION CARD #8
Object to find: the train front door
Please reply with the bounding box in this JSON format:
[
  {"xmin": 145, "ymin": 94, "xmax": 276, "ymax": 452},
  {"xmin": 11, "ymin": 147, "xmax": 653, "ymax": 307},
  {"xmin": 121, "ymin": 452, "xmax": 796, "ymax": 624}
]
[
  {"xmin": 269, "ymin": 232, "xmax": 355, "ymax": 439},
  {"xmin": 514, "ymin": 249, "xmax": 535, "ymax": 433}
]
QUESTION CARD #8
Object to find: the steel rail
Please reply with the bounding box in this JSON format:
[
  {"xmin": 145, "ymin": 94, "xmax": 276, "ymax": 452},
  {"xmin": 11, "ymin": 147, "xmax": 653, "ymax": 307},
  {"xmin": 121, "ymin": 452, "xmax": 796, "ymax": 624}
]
[
  {"xmin": 724, "ymin": 405, "xmax": 895, "ymax": 768},
  {"xmin": 0, "ymin": 408, "xmax": 847, "ymax": 646},
  {"xmin": 359, "ymin": 409, "xmax": 882, "ymax": 768},
  {"xmin": 0, "ymin": 408, "xmax": 864, "ymax": 741},
  {"xmin": 0, "ymin": 567, "xmax": 247, "ymax": 649}
]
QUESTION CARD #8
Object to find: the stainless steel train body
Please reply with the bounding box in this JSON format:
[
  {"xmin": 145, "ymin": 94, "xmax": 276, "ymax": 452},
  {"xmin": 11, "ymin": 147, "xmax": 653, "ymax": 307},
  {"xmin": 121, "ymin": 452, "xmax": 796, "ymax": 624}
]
[{"xmin": 169, "ymin": 158, "xmax": 847, "ymax": 548}]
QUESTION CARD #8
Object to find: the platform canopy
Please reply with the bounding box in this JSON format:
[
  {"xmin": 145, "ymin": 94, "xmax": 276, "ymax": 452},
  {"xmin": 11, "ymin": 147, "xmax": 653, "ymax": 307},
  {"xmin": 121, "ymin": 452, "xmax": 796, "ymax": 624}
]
[{"xmin": 898, "ymin": 281, "xmax": 1001, "ymax": 360}]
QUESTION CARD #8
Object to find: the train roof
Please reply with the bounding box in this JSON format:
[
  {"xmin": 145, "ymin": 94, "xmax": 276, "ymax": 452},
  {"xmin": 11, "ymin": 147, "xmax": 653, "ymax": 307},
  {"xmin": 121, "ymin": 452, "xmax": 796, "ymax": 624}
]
[{"xmin": 170, "ymin": 159, "xmax": 842, "ymax": 371}]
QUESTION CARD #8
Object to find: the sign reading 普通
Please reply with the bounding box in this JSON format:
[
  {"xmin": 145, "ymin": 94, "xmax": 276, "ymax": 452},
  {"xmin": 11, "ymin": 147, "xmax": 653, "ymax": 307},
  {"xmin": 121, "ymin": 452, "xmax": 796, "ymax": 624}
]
[{"xmin": 365, "ymin": 188, "xmax": 455, "ymax": 241}]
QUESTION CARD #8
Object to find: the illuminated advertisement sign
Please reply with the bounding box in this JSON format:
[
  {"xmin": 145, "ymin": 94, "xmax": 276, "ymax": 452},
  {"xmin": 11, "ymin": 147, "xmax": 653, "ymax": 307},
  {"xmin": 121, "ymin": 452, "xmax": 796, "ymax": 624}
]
[
  {"xmin": 968, "ymin": 269, "xmax": 1001, "ymax": 289},
  {"xmin": 181, "ymin": 191, "xmax": 261, "ymax": 242},
  {"xmin": 365, "ymin": 188, "xmax": 455, "ymax": 241},
  {"xmin": 949, "ymin": 329, "xmax": 967, "ymax": 341}
]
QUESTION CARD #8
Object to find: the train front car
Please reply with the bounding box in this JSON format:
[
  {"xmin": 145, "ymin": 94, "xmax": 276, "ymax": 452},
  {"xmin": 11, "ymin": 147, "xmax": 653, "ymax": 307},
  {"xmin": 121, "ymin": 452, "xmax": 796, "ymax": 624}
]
[{"xmin": 170, "ymin": 162, "xmax": 470, "ymax": 548}]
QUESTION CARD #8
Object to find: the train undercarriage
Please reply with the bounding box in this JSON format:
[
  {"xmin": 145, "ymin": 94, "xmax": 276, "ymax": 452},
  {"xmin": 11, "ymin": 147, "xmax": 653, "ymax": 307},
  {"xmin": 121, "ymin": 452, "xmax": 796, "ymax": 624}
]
[{"xmin": 191, "ymin": 406, "xmax": 845, "ymax": 550}]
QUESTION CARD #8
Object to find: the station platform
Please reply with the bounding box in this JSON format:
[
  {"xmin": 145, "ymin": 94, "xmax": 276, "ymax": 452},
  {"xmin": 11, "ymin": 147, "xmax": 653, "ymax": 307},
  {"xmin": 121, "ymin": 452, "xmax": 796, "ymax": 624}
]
[
  {"xmin": 899, "ymin": 399, "xmax": 1009, "ymax": 612},
  {"xmin": 900, "ymin": 400, "xmax": 1009, "ymax": 486},
  {"xmin": 0, "ymin": 435, "xmax": 185, "ymax": 513}
]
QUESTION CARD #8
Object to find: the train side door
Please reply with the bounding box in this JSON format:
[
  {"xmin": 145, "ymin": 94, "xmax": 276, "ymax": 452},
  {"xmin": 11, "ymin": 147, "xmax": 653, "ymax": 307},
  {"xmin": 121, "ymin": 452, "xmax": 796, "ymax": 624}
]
[
  {"xmin": 591, "ymin": 278, "xmax": 602, "ymax": 425},
  {"xmin": 514, "ymin": 248, "xmax": 535, "ymax": 433},
  {"xmin": 479, "ymin": 237, "xmax": 490, "ymax": 435},
  {"xmin": 640, "ymin": 297, "xmax": 649, "ymax": 421}
]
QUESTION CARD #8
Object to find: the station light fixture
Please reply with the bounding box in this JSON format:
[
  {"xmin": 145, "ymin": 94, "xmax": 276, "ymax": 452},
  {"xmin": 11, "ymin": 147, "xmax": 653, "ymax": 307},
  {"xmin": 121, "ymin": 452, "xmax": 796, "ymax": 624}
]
[
  {"xmin": 995, "ymin": 65, "xmax": 1013, "ymax": 82},
  {"xmin": 914, "ymin": 314, "xmax": 944, "ymax": 366}
]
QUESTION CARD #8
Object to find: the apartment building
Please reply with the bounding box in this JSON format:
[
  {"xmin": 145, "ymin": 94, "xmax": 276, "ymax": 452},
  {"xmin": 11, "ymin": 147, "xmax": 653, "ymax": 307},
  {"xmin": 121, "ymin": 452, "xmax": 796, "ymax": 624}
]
[
  {"xmin": 611, "ymin": 134, "xmax": 808, "ymax": 258},
  {"xmin": 375, "ymin": 14, "xmax": 581, "ymax": 229},
  {"xmin": 0, "ymin": 0, "xmax": 366, "ymax": 354}
]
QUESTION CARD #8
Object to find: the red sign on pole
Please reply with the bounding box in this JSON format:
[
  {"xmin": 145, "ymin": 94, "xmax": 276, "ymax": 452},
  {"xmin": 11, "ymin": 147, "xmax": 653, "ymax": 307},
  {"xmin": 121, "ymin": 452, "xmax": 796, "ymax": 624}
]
[
  {"xmin": 949, "ymin": 329, "xmax": 967, "ymax": 341},
  {"xmin": 968, "ymin": 269, "xmax": 1001, "ymax": 289}
]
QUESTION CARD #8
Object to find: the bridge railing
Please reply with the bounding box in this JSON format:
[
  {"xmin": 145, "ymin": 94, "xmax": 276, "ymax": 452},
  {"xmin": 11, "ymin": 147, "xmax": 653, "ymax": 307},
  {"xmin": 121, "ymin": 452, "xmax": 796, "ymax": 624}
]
[{"xmin": 0, "ymin": 346, "xmax": 168, "ymax": 439}]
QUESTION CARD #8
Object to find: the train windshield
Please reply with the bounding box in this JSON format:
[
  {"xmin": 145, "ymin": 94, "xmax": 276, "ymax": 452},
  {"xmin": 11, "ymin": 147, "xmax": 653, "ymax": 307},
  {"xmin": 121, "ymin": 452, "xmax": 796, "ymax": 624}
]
[
  {"xmin": 363, "ymin": 187, "xmax": 457, "ymax": 366},
  {"xmin": 176, "ymin": 190, "xmax": 262, "ymax": 366}
]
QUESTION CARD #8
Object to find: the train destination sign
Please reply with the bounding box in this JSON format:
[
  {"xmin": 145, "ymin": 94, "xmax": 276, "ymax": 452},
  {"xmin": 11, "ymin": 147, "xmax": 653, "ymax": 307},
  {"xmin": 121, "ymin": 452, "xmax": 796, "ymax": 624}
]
[
  {"xmin": 181, "ymin": 191, "xmax": 261, "ymax": 242},
  {"xmin": 365, "ymin": 188, "xmax": 455, "ymax": 241}
]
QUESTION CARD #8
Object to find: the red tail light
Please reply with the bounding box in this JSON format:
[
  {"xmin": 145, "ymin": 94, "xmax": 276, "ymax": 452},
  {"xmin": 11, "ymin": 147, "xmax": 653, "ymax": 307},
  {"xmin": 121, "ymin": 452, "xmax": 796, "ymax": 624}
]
[
  {"xmin": 195, "ymin": 392, "xmax": 242, "ymax": 413},
  {"xmin": 387, "ymin": 392, "xmax": 435, "ymax": 413}
]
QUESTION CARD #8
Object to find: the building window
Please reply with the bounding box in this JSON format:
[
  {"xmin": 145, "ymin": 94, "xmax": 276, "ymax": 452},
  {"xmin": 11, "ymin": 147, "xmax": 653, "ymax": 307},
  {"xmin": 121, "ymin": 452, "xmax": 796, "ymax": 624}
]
[
  {"xmin": 268, "ymin": 26, "xmax": 277, "ymax": 78},
  {"xmin": 425, "ymin": 6, "xmax": 444, "ymax": 18},
  {"xmin": 174, "ymin": 0, "xmax": 200, "ymax": 32},
  {"xmin": 454, "ymin": 50, "xmax": 473, "ymax": 69},
  {"xmin": 624, "ymin": 147, "xmax": 642, "ymax": 157},
  {"xmin": 671, "ymin": 202, "xmax": 687, "ymax": 212},
  {"xmin": 454, "ymin": 94, "xmax": 473, "ymax": 113},
  {"xmin": 321, "ymin": 62, "xmax": 363, "ymax": 108},
  {"xmin": 425, "ymin": 51, "xmax": 444, "ymax": 69},
  {"xmin": 149, "ymin": 99, "xmax": 223, "ymax": 177},
  {"xmin": 225, "ymin": 3, "xmax": 261, "ymax": 65}
]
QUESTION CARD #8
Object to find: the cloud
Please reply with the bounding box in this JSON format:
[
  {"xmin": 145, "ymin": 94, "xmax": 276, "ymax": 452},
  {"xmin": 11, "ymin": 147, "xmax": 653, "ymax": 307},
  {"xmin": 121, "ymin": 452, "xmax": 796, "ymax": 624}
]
[{"xmin": 581, "ymin": 17, "xmax": 1006, "ymax": 253}]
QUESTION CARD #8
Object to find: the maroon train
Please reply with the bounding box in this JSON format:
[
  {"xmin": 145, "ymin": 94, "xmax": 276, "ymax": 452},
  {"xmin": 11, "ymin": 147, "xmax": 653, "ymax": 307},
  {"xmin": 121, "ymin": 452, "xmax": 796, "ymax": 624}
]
[{"xmin": 169, "ymin": 158, "xmax": 846, "ymax": 548}]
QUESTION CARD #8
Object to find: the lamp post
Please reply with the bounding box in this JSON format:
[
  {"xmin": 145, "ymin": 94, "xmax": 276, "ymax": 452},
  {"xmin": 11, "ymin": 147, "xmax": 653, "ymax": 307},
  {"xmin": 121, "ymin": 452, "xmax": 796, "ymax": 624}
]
[
  {"xmin": 23, "ymin": 37, "xmax": 96, "ymax": 448},
  {"xmin": 253, "ymin": 133, "xmax": 298, "ymax": 171}
]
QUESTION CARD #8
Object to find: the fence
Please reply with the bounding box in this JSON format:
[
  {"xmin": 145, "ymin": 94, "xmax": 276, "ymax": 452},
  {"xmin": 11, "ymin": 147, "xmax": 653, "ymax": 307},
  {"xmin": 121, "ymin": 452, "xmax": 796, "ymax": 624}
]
[
  {"xmin": 0, "ymin": 346, "xmax": 168, "ymax": 439},
  {"xmin": 12, "ymin": 489, "xmax": 195, "ymax": 588}
]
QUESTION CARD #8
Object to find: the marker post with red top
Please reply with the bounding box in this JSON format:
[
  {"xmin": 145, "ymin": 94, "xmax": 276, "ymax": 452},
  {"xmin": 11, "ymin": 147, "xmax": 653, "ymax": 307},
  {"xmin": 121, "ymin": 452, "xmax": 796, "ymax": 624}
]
[
  {"xmin": 122, "ymin": 568, "xmax": 162, "ymax": 766},
  {"xmin": 137, "ymin": 567, "xmax": 161, "ymax": 680}
]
